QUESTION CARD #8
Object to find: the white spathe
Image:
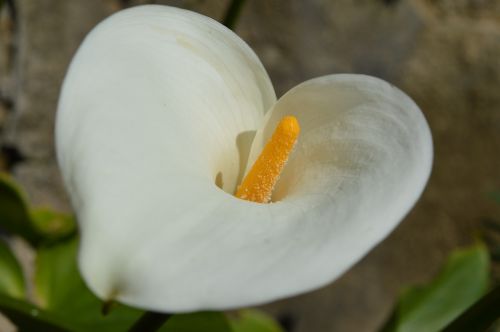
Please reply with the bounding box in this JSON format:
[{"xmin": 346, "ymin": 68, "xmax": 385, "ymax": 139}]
[{"xmin": 56, "ymin": 5, "xmax": 433, "ymax": 312}]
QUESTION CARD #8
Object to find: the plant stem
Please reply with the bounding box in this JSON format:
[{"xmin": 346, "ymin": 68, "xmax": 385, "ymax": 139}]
[
  {"xmin": 128, "ymin": 311, "xmax": 172, "ymax": 332},
  {"xmin": 442, "ymin": 284, "xmax": 500, "ymax": 332},
  {"xmin": 222, "ymin": 0, "xmax": 247, "ymax": 30}
]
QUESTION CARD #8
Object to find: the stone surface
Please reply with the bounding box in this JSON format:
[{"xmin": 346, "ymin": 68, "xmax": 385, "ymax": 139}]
[
  {"xmin": 0, "ymin": 0, "xmax": 499, "ymax": 331},
  {"xmin": 4, "ymin": 0, "xmax": 118, "ymax": 211}
]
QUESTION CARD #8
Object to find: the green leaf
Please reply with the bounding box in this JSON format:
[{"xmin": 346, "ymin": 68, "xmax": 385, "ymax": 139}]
[
  {"xmin": 30, "ymin": 208, "xmax": 77, "ymax": 242},
  {"xmin": 380, "ymin": 243, "xmax": 490, "ymax": 332},
  {"xmin": 229, "ymin": 309, "xmax": 284, "ymax": 332},
  {"xmin": 0, "ymin": 239, "xmax": 25, "ymax": 299},
  {"xmin": 441, "ymin": 284, "xmax": 500, "ymax": 332},
  {"xmin": 0, "ymin": 173, "xmax": 41, "ymax": 244},
  {"xmin": 0, "ymin": 293, "xmax": 73, "ymax": 332},
  {"xmin": 34, "ymin": 237, "xmax": 143, "ymax": 332},
  {"xmin": 158, "ymin": 312, "xmax": 232, "ymax": 332}
]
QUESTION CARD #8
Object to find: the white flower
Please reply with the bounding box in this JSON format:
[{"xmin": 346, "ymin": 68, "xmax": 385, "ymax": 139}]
[{"xmin": 56, "ymin": 5, "xmax": 433, "ymax": 312}]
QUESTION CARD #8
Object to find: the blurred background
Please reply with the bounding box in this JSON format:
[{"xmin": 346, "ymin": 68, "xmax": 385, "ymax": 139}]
[{"xmin": 0, "ymin": 0, "xmax": 499, "ymax": 331}]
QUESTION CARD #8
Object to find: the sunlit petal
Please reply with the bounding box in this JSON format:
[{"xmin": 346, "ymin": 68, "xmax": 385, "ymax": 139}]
[{"xmin": 56, "ymin": 6, "xmax": 432, "ymax": 313}]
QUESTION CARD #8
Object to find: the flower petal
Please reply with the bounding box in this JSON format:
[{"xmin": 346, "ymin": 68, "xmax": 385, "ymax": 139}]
[
  {"xmin": 57, "ymin": 5, "xmax": 276, "ymax": 311},
  {"xmin": 248, "ymin": 74, "xmax": 432, "ymax": 205},
  {"xmin": 57, "ymin": 6, "xmax": 432, "ymax": 313},
  {"xmin": 57, "ymin": 5, "xmax": 276, "ymax": 196}
]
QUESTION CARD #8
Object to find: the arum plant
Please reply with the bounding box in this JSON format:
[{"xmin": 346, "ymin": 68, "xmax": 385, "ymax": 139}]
[{"xmin": 56, "ymin": 2, "xmax": 432, "ymax": 324}]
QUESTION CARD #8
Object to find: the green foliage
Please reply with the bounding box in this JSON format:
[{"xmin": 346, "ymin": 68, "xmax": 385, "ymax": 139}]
[
  {"xmin": 0, "ymin": 239, "xmax": 25, "ymax": 299},
  {"xmin": 30, "ymin": 208, "xmax": 77, "ymax": 242},
  {"xmin": 441, "ymin": 284, "xmax": 500, "ymax": 332},
  {"xmin": 229, "ymin": 309, "xmax": 284, "ymax": 332},
  {"xmin": 0, "ymin": 293, "xmax": 73, "ymax": 332},
  {"xmin": 159, "ymin": 312, "xmax": 232, "ymax": 332},
  {"xmin": 380, "ymin": 243, "xmax": 490, "ymax": 332},
  {"xmin": 0, "ymin": 174, "xmax": 76, "ymax": 246},
  {"xmin": 34, "ymin": 237, "xmax": 143, "ymax": 332},
  {"xmin": 0, "ymin": 173, "xmax": 42, "ymax": 244},
  {"xmin": 222, "ymin": 0, "xmax": 247, "ymax": 29}
]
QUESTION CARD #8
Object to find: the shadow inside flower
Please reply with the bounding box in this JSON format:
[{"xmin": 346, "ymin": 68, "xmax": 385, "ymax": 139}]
[{"xmin": 235, "ymin": 129, "xmax": 257, "ymax": 194}]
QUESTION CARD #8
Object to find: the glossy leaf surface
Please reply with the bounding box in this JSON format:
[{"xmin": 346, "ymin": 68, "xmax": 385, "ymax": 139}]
[
  {"xmin": 0, "ymin": 239, "xmax": 25, "ymax": 299},
  {"xmin": 381, "ymin": 244, "xmax": 489, "ymax": 332},
  {"xmin": 0, "ymin": 173, "xmax": 41, "ymax": 244}
]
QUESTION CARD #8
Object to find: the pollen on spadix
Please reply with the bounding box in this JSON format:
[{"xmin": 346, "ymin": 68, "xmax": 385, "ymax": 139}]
[{"xmin": 236, "ymin": 116, "xmax": 300, "ymax": 203}]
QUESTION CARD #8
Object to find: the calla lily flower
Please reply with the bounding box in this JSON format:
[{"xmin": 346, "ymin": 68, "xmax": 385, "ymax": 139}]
[{"xmin": 56, "ymin": 5, "xmax": 432, "ymax": 312}]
